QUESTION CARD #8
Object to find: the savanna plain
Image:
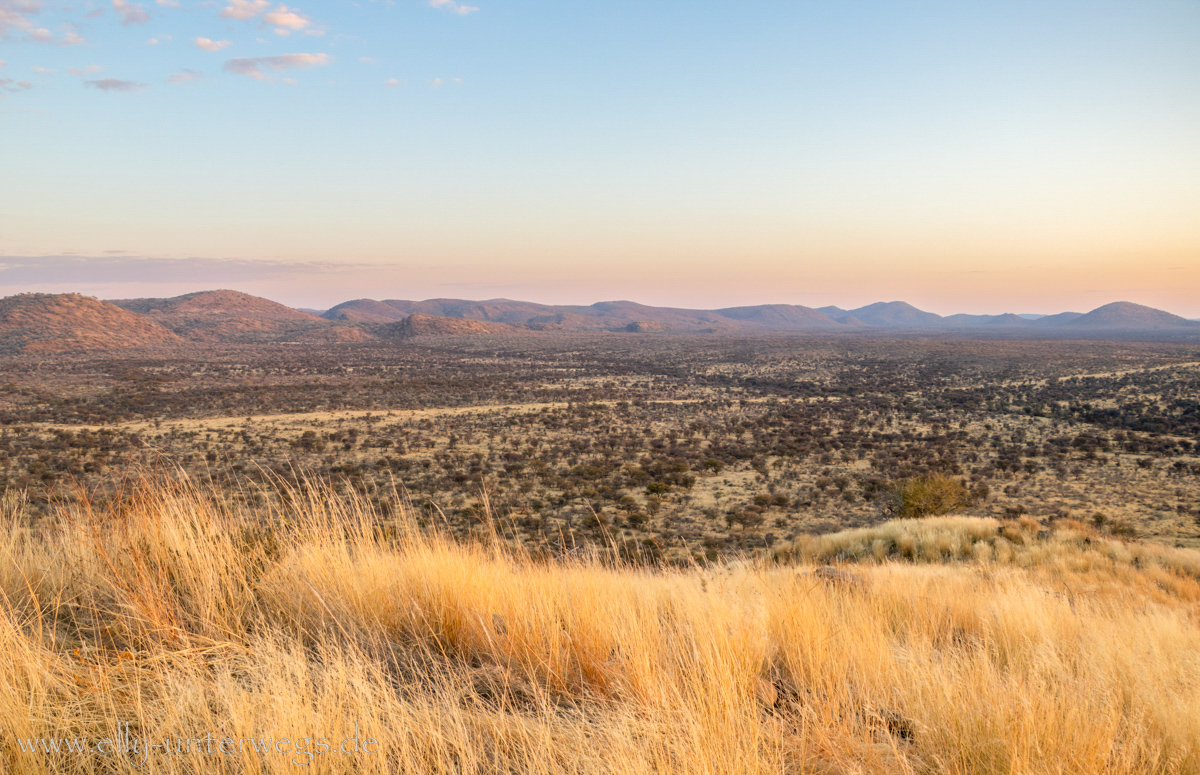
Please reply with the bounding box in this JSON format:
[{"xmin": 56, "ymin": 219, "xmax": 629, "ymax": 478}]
[{"xmin": 2, "ymin": 332, "xmax": 1200, "ymax": 773}]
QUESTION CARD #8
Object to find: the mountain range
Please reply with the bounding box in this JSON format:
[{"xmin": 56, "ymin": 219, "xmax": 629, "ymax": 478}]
[
  {"xmin": 0, "ymin": 290, "xmax": 1196, "ymax": 354},
  {"xmin": 319, "ymin": 297, "xmax": 1196, "ymax": 334}
]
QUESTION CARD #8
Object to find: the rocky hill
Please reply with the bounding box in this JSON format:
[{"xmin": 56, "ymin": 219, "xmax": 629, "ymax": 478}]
[
  {"xmin": 111, "ymin": 289, "xmax": 339, "ymax": 343},
  {"xmin": 0, "ymin": 293, "xmax": 184, "ymax": 354},
  {"xmin": 378, "ymin": 313, "xmax": 518, "ymax": 338},
  {"xmin": 322, "ymin": 298, "xmax": 409, "ymax": 323}
]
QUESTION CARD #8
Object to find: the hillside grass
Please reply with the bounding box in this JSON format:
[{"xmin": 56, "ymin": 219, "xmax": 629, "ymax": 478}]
[{"xmin": 1, "ymin": 481, "xmax": 1199, "ymax": 774}]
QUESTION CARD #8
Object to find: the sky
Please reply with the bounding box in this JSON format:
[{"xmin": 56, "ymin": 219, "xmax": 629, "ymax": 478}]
[{"xmin": 1, "ymin": 0, "xmax": 1198, "ymax": 315}]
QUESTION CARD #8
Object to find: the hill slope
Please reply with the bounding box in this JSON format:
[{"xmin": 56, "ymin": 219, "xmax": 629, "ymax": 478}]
[
  {"xmin": 112, "ymin": 289, "xmax": 338, "ymax": 343},
  {"xmin": 1063, "ymin": 301, "xmax": 1198, "ymax": 330},
  {"xmin": 379, "ymin": 312, "xmax": 518, "ymax": 338},
  {"xmin": 0, "ymin": 293, "xmax": 184, "ymax": 354},
  {"xmin": 848, "ymin": 301, "xmax": 945, "ymax": 327},
  {"xmin": 322, "ymin": 298, "xmax": 411, "ymax": 323},
  {"xmin": 713, "ymin": 304, "xmax": 844, "ymax": 329}
]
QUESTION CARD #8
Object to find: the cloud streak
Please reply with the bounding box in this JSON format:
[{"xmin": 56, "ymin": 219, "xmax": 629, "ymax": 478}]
[
  {"xmin": 85, "ymin": 78, "xmax": 147, "ymax": 92},
  {"xmin": 167, "ymin": 68, "xmax": 202, "ymax": 84},
  {"xmin": 0, "ymin": 77, "xmax": 33, "ymax": 93},
  {"xmin": 429, "ymin": 0, "xmax": 477, "ymax": 15},
  {"xmin": 223, "ymin": 52, "xmax": 329, "ymax": 80},
  {"xmin": 0, "ymin": 256, "xmax": 364, "ymax": 285}
]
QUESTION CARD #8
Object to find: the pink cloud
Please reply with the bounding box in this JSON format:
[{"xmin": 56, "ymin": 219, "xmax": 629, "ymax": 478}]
[
  {"xmin": 219, "ymin": 0, "xmax": 268, "ymax": 20},
  {"xmin": 112, "ymin": 0, "xmax": 149, "ymax": 25},
  {"xmin": 429, "ymin": 0, "xmax": 477, "ymax": 15},
  {"xmin": 262, "ymin": 3, "xmax": 309, "ymax": 35},
  {"xmin": 223, "ymin": 52, "xmax": 329, "ymax": 80},
  {"xmin": 194, "ymin": 36, "xmax": 231, "ymax": 51}
]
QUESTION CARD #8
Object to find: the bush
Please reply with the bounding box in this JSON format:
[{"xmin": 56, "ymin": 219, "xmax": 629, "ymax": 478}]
[{"xmin": 882, "ymin": 474, "xmax": 971, "ymax": 519}]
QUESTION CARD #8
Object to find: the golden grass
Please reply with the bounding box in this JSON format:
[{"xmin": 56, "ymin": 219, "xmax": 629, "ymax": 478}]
[{"xmin": 1, "ymin": 480, "xmax": 1199, "ymax": 773}]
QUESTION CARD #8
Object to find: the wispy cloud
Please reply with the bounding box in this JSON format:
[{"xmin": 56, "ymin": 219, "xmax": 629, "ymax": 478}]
[
  {"xmin": 67, "ymin": 64, "xmax": 102, "ymax": 76},
  {"xmin": 194, "ymin": 36, "xmax": 231, "ymax": 51},
  {"xmin": 85, "ymin": 78, "xmax": 147, "ymax": 92},
  {"xmin": 1, "ymin": 0, "xmax": 81, "ymax": 44},
  {"xmin": 167, "ymin": 68, "xmax": 202, "ymax": 84},
  {"xmin": 219, "ymin": 0, "xmax": 269, "ymax": 21},
  {"xmin": 429, "ymin": 0, "xmax": 477, "ymax": 15},
  {"xmin": 384, "ymin": 77, "xmax": 399, "ymax": 87},
  {"xmin": 0, "ymin": 77, "xmax": 33, "ymax": 93},
  {"xmin": 0, "ymin": 256, "xmax": 364, "ymax": 284},
  {"xmin": 112, "ymin": 0, "xmax": 149, "ymax": 25},
  {"xmin": 223, "ymin": 52, "xmax": 329, "ymax": 80}
]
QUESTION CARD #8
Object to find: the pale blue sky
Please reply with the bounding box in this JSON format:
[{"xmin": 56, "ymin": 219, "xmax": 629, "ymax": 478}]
[{"xmin": 1, "ymin": 1, "xmax": 1198, "ymax": 313}]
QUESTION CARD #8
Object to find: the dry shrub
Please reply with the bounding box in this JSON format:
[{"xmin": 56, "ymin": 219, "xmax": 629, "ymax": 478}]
[{"xmin": 882, "ymin": 474, "xmax": 972, "ymax": 519}]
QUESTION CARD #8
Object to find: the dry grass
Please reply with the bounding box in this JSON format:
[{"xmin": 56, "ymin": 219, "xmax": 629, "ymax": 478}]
[{"xmin": 1, "ymin": 480, "xmax": 1199, "ymax": 774}]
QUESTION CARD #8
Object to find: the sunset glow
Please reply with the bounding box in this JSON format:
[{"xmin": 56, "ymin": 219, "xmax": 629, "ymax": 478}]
[{"xmin": 1, "ymin": 1, "xmax": 1198, "ymax": 315}]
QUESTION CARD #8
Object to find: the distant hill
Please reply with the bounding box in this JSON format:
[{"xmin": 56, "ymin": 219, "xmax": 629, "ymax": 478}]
[
  {"xmin": 327, "ymin": 298, "xmax": 841, "ymax": 333},
  {"xmin": 714, "ymin": 304, "xmax": 843, "ymax": 329},
  {"xmin": 11, "ymin": 290, "xmax": 1186, "ymax": 345},
  {"xmin": 1029, "ymin": 311, "xmax": 1085, "ymax": 326},
  {"xmin": 0, "ymin": 293, "xmax": 183, "ymax": 354},
  {"xmin": 1060, "ymin": 301, "xmax": 1198, "ymax": 330},
  {"xmin": 378, "ymin": 299, "xmax": 560, "ymax": 324},
  {"xmin": 312, "ymin": 296, "xmax": 1197, "ymax": 336},
  {"xmin": 847, "ymin": 301, "xmax": 944, "ymax": 328},
  {"xmin": 816, "ymin": 307, "xmax": 868, "ymax": 326},
  {"xmin": 379, "ymin": 313, "xmax": 517, "ymax": 338},
  {"xmin": 111, "ymin": 290, "xmax": 337, "ymax": 343},
  {"xmin": 322, "ymin": 299, "xmax": 410, "ymax": 323},
  {"xmin": 942, "ymin": 313, "xmax": 1034, "ymax": 327}
]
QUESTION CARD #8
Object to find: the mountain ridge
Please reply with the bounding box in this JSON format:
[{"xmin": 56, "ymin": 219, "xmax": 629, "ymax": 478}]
[
  {"xmin": 321, "ymin": 296, "xmax": 1197, "ymax": 333},
  {"xmin": 2, "ymin": 291, "xmax": 1195, "ymax": 354}
]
